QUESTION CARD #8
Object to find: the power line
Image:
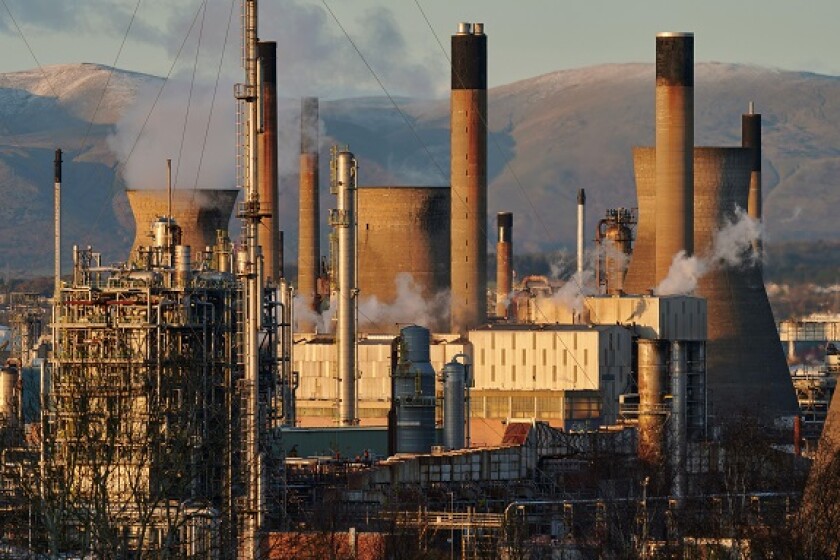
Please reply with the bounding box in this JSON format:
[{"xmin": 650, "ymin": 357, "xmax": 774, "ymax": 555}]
[{"xmin": 174, "ymin": 0, "xmax": 208, "ymax": 190}]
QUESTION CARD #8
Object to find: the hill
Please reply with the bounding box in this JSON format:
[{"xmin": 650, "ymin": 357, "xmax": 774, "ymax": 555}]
[{"xmin": 1, "ymin": 62, "xmax": 839, "ymax": 274}]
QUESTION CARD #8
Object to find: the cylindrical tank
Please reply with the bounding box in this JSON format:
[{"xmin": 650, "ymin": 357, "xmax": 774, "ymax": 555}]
[
  {"xmin": 258, "ymin": 41, "xmax": 280, "ymax": 284},
  {"xmin": 0, "ymin": 365, "xmax": 19, "ymax": 423},
  {"xmin": 496, "ymin": 212, "xmax": 513, "ymax": 318},
  {"xmin": 126, "ymin": 189, "xmax": 239, "ymax": 260},
  {"xmin": 357, "ymin": 186, "xmax": 450, "ymax": 332},
  {"xmin": 442, "ymin": 360, "xmax": 466, "ymax": 450},
  {"xmin": 336, "ymin": 151, "xmax": 357, "ymax": 426},
  {"xmin": 450, "ymin": 22, "xmax": 488, "ymax": 334},
  {"xmin": 175, "ymin": 245, "xmax": 192, "ymax": 288},
  {"xmin": 393, "ymin": 326, "xmax": 437, "ymax": 454},
  {"xmin": 637, "ymin": 339, "xmax": 667, "ymax": 465},
  {"xmin": 298, "ymin": 97, "xmax": 321, "ymax": 329},
  {"xmin": 654, "ymin": 32, "xmax": 694, "ymax": 286}
]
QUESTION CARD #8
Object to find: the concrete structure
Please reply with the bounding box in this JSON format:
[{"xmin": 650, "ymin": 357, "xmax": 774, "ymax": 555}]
[
  {"xmin": 468, "ymin": 325, "xmax": 633, "ymax": 424},
  {"xmin": 297, "ymin": 97, "xmax": 321, "ymax": 323},
  {"xmin": 126, "ymin": 189, "xmax": 239, "ymax": 260},
  {"xmin": 495, "ymin": 212, "xmax": 513, "ymax": 318},
  {"xmin": 654, "ymin": 32, "xmax": 694, "ymax": 286},
  {"xmin": 357, "ymin": 186, "xmax": 450, "ymax": 323},
  {"xmin": 626, "ymin": 147, "xmax": 797, "ymax": 423},
  {"xmin": 258, "ymin": 41, "xmax": 280, "ymax": 283},
  {"xmin": 450, "ymin": 22, "xmax": 488, "ymax": 334}
]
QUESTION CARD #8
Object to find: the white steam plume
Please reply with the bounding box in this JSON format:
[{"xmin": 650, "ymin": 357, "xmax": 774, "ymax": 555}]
[
  {"xmin": 655, "ymin": 207, "xmax": 762, "ymax": 296},
  {"xmin": 358, "ymin": 273, "xmax": 449, "ymax": 332}
]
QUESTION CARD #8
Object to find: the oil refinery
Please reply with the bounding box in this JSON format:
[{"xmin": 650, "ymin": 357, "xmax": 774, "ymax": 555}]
[{"xmin": 0, "ymin": 3, "xmax": 837, "ymax": 559}]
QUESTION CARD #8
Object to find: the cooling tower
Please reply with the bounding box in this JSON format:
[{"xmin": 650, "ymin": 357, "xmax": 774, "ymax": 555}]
[
  {"xmin": 357, "ymin": 186, "xmax": 450, "ymax": 330},
  {"xmin": 655, "ymin": 32, "xmax": 694, "ymax": 285},
  {"xmin": 496, "ymin": 212, "xmax": 513, "ymax": 318},
  {"xmin": 450, "ymin": 22, "xmax": 487, "ymax": 334},
  {"xmin": 126, "ymin": 189, "xmax": 239, "ymax": 259},
  {"xmin": 626, "ymin": 147, "xmax": 798, "ymax": 423},
  {"xmin": 298, "ymin": 97, "xmax": 320, "ymax": 320},
  {"xmin": 258, "ymin": 41, "xmax": 280, "ymax": 283}
]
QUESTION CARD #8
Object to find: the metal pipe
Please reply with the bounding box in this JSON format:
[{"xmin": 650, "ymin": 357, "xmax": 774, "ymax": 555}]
[
  {"xmin": 654, "ymin": 32, "xmax": 694, "ymax": 285},
  {"xmin": 577, "ymin": 189, "xmax": 585, "ymax": 279},
  {"xmin": 670, "ymin": 340, "xmax": 687, "ymax": 501},
  {"xmin": 336, "ymin": 150, "xmax": 358, "ymax": 426}
]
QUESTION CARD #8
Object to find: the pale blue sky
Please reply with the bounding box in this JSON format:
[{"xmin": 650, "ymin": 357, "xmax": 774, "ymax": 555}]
[{"xmin": 0, "ymin": 0, "xmax": 837, "ymax": 95}]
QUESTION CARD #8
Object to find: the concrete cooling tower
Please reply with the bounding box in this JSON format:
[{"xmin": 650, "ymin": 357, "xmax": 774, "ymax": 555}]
[
  {"xmin": 126, "ymin": 189, "xmax": 239, "ymax": 259},
  {"xmin": 357, "ymin": 186, "xmax": 450, "ymax": 322},
  {"xmin": 624, "ymin": 147, "xmax": 797, "ymax": 423}
]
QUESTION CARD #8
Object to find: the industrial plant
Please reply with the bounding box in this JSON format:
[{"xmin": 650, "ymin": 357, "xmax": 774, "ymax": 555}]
[{"xmin": 0, "ymin": 3, "xmax": 837, "ymax": 559}]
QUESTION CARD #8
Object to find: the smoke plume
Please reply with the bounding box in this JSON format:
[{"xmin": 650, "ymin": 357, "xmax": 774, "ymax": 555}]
[{"xmin": 655, "ymin": 207, "xmax": 761, "ymax": 296}]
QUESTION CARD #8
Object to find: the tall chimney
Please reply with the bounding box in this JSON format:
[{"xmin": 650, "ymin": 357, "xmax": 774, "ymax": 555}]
[
  {"xmin": 54, "ymin": 148, "xmax": 62, "ymax": 298},
  {"xmin": 654, "ymin": 32, "xmax": 694, "ymax": 285},
  {"xmin": 258, "ymin": 41, "xmax": 280, "ymax": 284},
  {"xmin": 334, "ymin": 150, "xmax": 357, "ymax": 426},
  {"xmin": 495, "ymin": 212, "xmax": 513, "ymax": 318},
  {"xmin": 577, "ymin": 189, "xmax": 586, "ymax": 279},
  {"xmin": 298, "ymin": 97, "xmax": 321, "ymax": 327},
  {"xmin": 742, "ymin": 102, "xmax": 762, "ymax": 257},
  {"xmin": 450, "ymin": 22, "xmax": 488, "ymax": 334}
]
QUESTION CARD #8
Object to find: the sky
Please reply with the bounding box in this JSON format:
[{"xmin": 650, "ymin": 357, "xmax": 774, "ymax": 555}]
[{"xmin": 0, "ymin": 0, "xmax": 839, "ymax": 99}]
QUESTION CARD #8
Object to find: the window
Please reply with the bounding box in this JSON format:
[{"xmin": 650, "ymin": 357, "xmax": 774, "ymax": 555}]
[
  {"xmin": 542, "ymin": 349, "xmax": 547, "ymax": 366},
  {"xmin": 491, "ymin": 365, "xmax": 496, "ymax": 383},
  {"xmin": 522, "ymin": 349, "xmax": 527, "ymax": 365},
  {"xmin": 481, "ymin": 348, "xmax": 485, "ymax": 366},
  {"xmin": 512, "ymin": 365, "xmax": 517, "ymax": 383},
  {"xmin": 552, "ymin": 365, "xmax": 557, "ymax": 383},
  {"xmin": 501, "ymin": 349, "xmax": 506, "ymax": 366},
  {"xmin": 584, "ymin": 349, "xmax": 588, "ymax": 366}
]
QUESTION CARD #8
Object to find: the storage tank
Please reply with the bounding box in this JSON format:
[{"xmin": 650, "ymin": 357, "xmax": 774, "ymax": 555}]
[
  {"xmin": 626, "ymin": 147, "xmax": 798, "ymax": 423},
  {"xmin": 392, "ymin": 326, "xmax": 437, "ymax": 454},
  {"xmin": 126, "ymin": 189, "xmax": 239, "ymax": 260},
  {"xmin": 357, "ymin": 186, "xmax": 450, "ymax": 330},
  {"xmin": 442, "ymin": 359, "xmax": 466, "ymax": 450}
]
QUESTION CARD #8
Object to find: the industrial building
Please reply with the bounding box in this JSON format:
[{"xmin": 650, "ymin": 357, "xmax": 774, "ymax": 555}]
[{"xmin": 0, "ymin": 8, "xmax": 819, "ymax": 558}]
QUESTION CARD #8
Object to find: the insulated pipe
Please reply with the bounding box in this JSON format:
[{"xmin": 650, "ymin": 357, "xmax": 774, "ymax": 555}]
[
  {"xmin": 258, "ymin": 41, "xmax": 280, "ymax": 285},
  {"xmin": 336, "ymin": 151, "xmax": 358, "ymax": 426},
  {"xmin": 298, "ymin": 97, "xmax": 321, "ymax": 327},
  {"xmin": 637, "ymin": 339, "xmax": 666, "ymax": 465},
  {"xmin": 495, "ymin": 212, "xmax": 513, "ymax": 318},
  {"xmin": 670, "ymin": 340, "xmax": 687, "ymax": 501},
  {"xmin": 450, "ymin": 22, "xmax": 488, "ymax": 334},
  {"xmin": 742, "ymin": 102, "xmax": 762, "ymax": 258},
  {"xmin": 654, "ymin": 32, "xmax": 694, "ymax": 285},
  {"xmin": 577, "ymin": 189, "xmax": 585, "ymax": 279}
]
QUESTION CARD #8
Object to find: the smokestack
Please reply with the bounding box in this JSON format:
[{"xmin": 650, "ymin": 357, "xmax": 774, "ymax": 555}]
[
  {"xmin": 54, "ymin": 148, "xmax": 62, "ymax": 297},
  {"xmin": 334, "ymin": 150, "xmax": 357, "ymax": 426},
  {"xmin": 298, "ymin": 97, "xmax": 321, "ymax": 327},
  {"xmin": 450, "ymin": 22, "xmax": 488, "ymax": 334},
  {"xmin": 258, "ymin": 41, "xmax": 280, "ymax": 284},
  {"xmin": 637, "ymin": 339, "xmax": 666, "ymax": 465},
  {"xmin": 577, "ymin": 189, "xmax": 585, "ymax": 278},
  {"xmin": 654, "ymin": 32, "xmax": 694, "ymax": 285},
  {"xmin": 495, "ymin": 212, "xmax": 513, "ymax": 318},
  {"xmin": 742, "ymin": 102, "xmax": 762, "ymax": 257}
]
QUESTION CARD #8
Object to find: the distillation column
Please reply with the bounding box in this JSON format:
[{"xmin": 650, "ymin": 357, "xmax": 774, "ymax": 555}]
[
  {"xmin": 450, "ymin": 22, "xmax": 488, "ymax": 334},
  {"xmin": 334, "ymin": 151, "xmax": 358, "ymax": 426}
]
